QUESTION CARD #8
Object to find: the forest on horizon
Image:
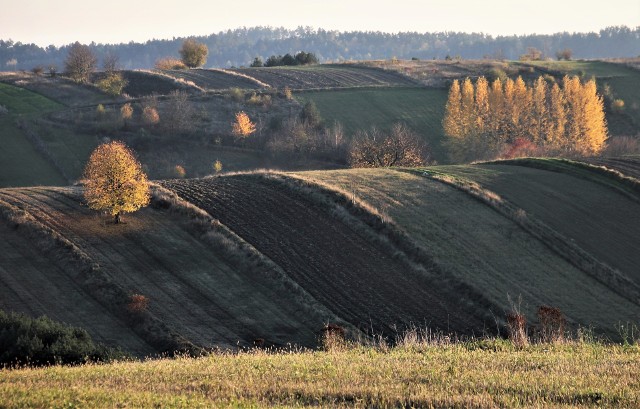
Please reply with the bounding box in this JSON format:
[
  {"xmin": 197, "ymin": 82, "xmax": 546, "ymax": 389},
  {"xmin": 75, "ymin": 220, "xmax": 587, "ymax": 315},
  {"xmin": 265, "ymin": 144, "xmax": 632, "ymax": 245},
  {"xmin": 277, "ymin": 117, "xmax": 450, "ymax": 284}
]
[{"xmin": 1, "ymin": 25, "xmax": 639, "ymax": 71}]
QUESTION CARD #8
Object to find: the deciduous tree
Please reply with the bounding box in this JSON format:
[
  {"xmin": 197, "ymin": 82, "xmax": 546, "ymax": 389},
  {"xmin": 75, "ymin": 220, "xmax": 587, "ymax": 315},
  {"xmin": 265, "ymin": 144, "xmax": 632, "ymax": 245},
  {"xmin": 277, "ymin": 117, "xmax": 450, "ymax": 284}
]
[
  {"xmin": 179, "ymin": 39, "xmax": 208, "ymax": 68},
  {"xmin": 232, "ymin": 111, "xmax": 256, "ymax": 137},
  {"xmin": 349, "ymin": 123, "xmax": 429, "ymax": 168},
  {"xmin": 83, "ymin": 141, "xmax": 150, "ymax": 224},
  {"xmin": 64, "ymin": 42, "xmax": 97, "ymax": 83}
]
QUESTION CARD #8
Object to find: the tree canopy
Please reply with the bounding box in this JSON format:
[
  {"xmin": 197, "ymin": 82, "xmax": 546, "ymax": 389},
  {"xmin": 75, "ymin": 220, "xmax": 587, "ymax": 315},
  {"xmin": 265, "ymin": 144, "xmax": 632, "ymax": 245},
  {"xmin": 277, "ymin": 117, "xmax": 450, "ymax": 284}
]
[
  {"xmin": 83, "ymin": 141, "xmax": 150, "ymax": 224},
  {"xmin": 179, "ymin": 39, "xmax": 208, "ymax": 68},
  {"xmin": 64, "ymin": 42, "xmax": 97, "ymax": 83}
]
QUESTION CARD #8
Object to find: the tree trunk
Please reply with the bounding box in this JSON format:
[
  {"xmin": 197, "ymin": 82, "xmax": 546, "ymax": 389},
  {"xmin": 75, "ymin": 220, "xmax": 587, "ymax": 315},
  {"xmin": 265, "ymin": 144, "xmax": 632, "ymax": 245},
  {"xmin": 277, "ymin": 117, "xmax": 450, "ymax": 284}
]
[{"xmin": 114, "ymin": 212, "xmax": 121, "ymax": 224}]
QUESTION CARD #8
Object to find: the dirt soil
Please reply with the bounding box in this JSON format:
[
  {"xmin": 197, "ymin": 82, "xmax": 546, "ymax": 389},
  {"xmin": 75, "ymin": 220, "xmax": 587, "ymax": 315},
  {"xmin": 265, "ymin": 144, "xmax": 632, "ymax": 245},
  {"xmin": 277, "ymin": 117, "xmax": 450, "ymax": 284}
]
[{"xmin": 162, "ymin": 175, "xmax": 485, "ymax": 338}]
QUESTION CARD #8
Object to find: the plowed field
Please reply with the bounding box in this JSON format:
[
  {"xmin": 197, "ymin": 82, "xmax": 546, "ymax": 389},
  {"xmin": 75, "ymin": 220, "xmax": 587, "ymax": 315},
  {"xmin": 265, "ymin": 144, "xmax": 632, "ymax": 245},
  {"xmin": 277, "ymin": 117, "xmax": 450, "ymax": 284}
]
[
  {"xmin": 230, "ymin": 65, "xmax": 419, "ymax": 90},
  {"xmin": 162, "ymin": 175, "xmax": 485, "ymax": 337},
  {"xmin": 163, "ymin": 69, "xmax": 262, "ymax": 90},
  {"xmin": 0, "ymin": 187, "xmax": 332, "ymax": 354}
]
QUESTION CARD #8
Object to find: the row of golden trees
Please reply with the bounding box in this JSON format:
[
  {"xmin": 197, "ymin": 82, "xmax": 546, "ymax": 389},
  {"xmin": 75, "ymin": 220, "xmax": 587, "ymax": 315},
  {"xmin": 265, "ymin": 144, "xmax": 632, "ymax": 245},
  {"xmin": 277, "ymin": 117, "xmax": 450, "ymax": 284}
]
[{"xmin": 443, "ymin": 75, "xmax": 608, "ymax": 162}]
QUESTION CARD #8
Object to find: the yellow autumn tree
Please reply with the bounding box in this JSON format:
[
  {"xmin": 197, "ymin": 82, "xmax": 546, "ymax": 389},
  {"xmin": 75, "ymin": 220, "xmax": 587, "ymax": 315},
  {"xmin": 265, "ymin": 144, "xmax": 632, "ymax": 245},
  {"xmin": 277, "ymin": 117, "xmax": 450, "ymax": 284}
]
[
  {"xmin": 83, "ymin": 141, "xmax": 150, "ymax": 224},
  {"xmin": 580, "ymin": 78, "xmax": 608, "ymax": 155},
  {"xmin": 443, "ymin": 79, "xmax": 462, "ymax": 139},
  {"xmin": 546, "ymin": 82, "xmax": 566, "ymax": 152},
  {"xmin": 530, "ymin": 77, "xmax": 548, "ymax": 144},
  {"xmin": 232, "ymin": 111, "xmax": 256, "ymax": 138}
]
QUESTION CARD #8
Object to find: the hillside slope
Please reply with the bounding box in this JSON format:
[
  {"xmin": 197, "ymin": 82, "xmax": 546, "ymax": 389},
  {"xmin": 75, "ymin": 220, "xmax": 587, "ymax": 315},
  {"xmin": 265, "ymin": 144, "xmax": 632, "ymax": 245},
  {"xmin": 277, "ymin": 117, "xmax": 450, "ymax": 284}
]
[
  {"xmin": 0, "ymin": 186, "xmax": 337, "ymax": 355},
  {"xmin": 162, "ymin": 173, "xmax": 491, "ymax": 337},
  {"xmin": 298, "ymin": 168, "xmax": 640, "ymax": 336}
]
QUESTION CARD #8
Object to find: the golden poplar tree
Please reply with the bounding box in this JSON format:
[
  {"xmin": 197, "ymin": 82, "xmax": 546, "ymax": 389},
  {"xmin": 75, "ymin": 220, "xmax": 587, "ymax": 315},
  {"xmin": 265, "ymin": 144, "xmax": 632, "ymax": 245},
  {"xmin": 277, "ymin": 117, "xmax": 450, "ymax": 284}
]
[
  {"xmin": 488, "ymin": 78, "xmax": 504, "ymax": 143},
  {"xmin": 232, "ymin": 111, "xmax": 256, "ymax": 137},
  {"xmin": 83, "ymin": 141, "xmax": 150, "ymax": 224},
  {"xmin": 460, "ymin": 77, "xmax": 476, "ymax": 138},
  {"xmin": 502, "ymin": 78, "xmax": 516, "ymax": 141},
  {"xmin": 530, "ymin": 77, "xmax": 548, "ymax": 144},
  {"xmin": 443, "ymin": 79, "xmax": 463, "ymax": 139},
  {"xmin": 547, "ymin": 82, "xmax": 566, "ymax": 151},
  {"xmin": 512, "ymin": 76, "xmax": 530, "ymax": 140},
  {"xmin": 581, "ymin": 79, "xmax": 607, "ymax": 155},
  {"xmin": 474, "ymin": 76, "xmax": 490, "ymax": 137}
]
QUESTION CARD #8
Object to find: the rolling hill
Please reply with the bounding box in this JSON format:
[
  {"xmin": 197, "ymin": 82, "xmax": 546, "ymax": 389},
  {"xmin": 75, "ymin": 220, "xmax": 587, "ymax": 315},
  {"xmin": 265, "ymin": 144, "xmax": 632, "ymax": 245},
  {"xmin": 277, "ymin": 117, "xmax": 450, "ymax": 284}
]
[{"xmin": 2, "ymin": 158, "xmax": 640, "ymax": 356}]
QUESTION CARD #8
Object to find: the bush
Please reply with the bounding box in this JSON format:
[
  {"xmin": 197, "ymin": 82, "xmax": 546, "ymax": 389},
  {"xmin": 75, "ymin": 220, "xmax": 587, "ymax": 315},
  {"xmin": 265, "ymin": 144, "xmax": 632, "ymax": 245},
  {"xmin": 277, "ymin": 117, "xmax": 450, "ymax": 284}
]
[
  {"xmin": 127, "ymin": 294, "xmax": 150, "ymax": 313},
  {"xmin": 611, "ymin": 99, "xmax": 625, "ymax": 112},
  {"xmin": 229, "ymin": 87, "xmax": 245, "ymax": 102},
  {"xmin": 0, "ymin": 310, "xmax": 125, "ymax": 366},
  {"xmin": 179, "ymin": 39, "xmax": 208, "ymax": 68},
  {"xmin": 96, "ymin": 72, "xmax": 127, "ymax": 96},
  {"xmin": 155, "ymin": 57, "xmax": 187, "ymax": 70},
  {"xmin": 142, "ymin": 106, "xmax": 160, "ymax": 125}
]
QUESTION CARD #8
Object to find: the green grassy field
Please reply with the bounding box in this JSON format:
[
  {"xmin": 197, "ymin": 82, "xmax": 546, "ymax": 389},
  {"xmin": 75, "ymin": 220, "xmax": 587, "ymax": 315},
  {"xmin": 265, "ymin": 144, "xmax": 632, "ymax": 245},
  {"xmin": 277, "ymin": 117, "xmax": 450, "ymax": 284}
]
[
  {"xmin": 436, "ymin": 162, "xmax": 640, "ymax": 283},
  {"xmin": 0, "ymin": 82, "xmax": 63, "ymax": 114},
  {"xmin": 2, "ymin": 342, "xmax": 638, "ymax": 408},
  {"xmin": 295, "ymin": 87, "xmax": 448, "ymax": 161},
  {"xmin": 0, "ymin": 118, "xmax": 67, "ymax": 187}
]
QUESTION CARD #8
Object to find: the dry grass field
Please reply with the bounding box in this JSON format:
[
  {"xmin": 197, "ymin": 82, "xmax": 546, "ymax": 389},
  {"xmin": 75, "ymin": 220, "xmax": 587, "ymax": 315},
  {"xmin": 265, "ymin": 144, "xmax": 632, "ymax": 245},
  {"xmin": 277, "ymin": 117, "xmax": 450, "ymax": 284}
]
[{"xmin": 2, "ymin": 342, "xmax": 639, "ymax": 408}]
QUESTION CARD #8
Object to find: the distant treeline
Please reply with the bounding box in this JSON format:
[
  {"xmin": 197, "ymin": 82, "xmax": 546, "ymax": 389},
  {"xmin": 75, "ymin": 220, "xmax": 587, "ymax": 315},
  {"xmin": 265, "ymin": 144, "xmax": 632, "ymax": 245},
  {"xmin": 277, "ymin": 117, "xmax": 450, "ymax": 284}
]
[{"xmin": 1, "ymin": 26, "xmax": 639, "ymax": 71}]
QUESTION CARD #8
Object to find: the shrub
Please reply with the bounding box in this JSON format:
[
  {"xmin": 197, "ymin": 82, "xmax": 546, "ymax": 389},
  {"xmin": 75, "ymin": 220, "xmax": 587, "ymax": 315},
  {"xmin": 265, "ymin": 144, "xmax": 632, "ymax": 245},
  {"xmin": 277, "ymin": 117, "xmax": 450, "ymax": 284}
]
[
  {"xmin": 155, "ymin": 57, "xmax": 187, "ymax": 70},
  {"xmin": 142, "ymin": 106, "xmax": 160, "ymax": 125},
  {"xmin": 0, "ymin": 310, "xmax": 124, "ymax": 366},
  {"xmin": 96, "ymin": 72, "xmax": 127, "ymax": 96},
  {"xmin": 173, "ymin": 165, "xmax": 186, "ymax": 178},
  {"xmin": 320, "ymin": 323, "xmax": 347, "ymax": 352},
  {"xmin": 611, "ymin": 99, "xmax": 625, "ymax": 112},
  {"xmin": 120, "ymin": 103, "xmax": 133, "ymax": 124},
  {"xmin": 31, "ymin": 66, "xmax": 44, "ymax": 76},
  {"xmin": 537, "ymin": 306, "xmax": 565, "ymax": 343},
  {"xmin": 283, "ymin": 86, "xmax": 293, "ymax": 100},
  {"xmin": 229, "ymin": 87, "xmax": 245, "ymax": 102},
  {"xmin": 127, "ymin": 294, "xmax": 149, "ymax": 313},
  {"xmin": 213, "ymin": 160, "xmax": 223, "ymax": 173},
  {"xmin": 506, "ymin": 312, "xmax": 528, "ymax": 348},
  {"xmin": 602, "ymin": 136, "xmax": 640, "ymax": 156}
]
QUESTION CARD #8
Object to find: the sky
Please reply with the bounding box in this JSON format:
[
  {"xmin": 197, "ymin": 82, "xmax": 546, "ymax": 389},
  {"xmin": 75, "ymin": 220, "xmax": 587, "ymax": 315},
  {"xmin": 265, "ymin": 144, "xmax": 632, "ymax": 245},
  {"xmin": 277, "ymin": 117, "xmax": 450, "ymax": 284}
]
[{"xmin": 1, "ymin": 0, "xmax": 639, "ymax": 47}]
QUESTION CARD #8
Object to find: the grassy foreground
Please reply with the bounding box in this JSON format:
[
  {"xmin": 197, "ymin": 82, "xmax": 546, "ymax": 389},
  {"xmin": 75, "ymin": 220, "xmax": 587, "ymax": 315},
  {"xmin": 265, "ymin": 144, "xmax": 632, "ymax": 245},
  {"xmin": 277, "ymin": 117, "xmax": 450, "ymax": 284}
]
[{"xmin": 1, "ymin": 342, "xmax": 639, "ymax": 408}]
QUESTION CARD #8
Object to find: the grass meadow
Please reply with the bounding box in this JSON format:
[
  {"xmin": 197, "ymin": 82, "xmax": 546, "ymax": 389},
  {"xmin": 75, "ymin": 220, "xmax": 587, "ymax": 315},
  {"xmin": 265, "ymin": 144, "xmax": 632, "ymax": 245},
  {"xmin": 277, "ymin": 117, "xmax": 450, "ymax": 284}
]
[
  {"xmin": 295, "ymin": 87, "xmax": 448, "ymax": 161},
  {"xmin": 1, "ymin": 341, "xmax": 639, "ymax": 408}
]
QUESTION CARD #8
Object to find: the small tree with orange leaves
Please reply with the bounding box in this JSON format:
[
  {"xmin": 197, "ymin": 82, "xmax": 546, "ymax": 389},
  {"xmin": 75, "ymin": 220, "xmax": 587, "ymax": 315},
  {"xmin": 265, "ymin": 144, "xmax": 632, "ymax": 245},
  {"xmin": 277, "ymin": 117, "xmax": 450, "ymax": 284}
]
[
  {"xmin": 83, "ymin": 141, "xmax": 150, "ymax": 224},
  {"xmin": 232, "ymin": 111, "xmax": 256, "ymax": 138}
]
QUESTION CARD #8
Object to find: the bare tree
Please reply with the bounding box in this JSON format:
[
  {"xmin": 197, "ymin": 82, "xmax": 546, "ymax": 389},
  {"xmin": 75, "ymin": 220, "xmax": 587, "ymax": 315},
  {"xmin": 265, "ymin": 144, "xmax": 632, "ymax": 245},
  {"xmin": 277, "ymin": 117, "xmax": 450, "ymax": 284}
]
[
  {"xmin": 64, "ymin": 42, "xmax": 97, "ymax": 83},
  {"xmin": 163, "ymin": 90, "xmax": 194, "ymax": 134},
  {"xmin": 349, "ymin": 123, "xmax": 430, "ymax": 168},
  {"xmin": 103, "ymin": 52, "xmax": 119, "ymax": 74}
]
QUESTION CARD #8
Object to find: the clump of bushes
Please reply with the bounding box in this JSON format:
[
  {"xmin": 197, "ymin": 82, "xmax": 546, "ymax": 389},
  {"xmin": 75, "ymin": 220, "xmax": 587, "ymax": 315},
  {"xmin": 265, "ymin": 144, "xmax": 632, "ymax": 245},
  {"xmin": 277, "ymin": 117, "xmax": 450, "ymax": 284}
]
[
  {"xmin": 155, "ymin": 57, "xmax": 187, "ymax": 70},
  {"xmin": 0, "ymin": 310, "xmax": 125, "ymax": 367},
  {"xmin": 264, "ymin": 51, "xmax": 318, "ymax": 67},
  {"xmin": 96, "ymin": 72, "xmax": 128, "ymax": 96}
]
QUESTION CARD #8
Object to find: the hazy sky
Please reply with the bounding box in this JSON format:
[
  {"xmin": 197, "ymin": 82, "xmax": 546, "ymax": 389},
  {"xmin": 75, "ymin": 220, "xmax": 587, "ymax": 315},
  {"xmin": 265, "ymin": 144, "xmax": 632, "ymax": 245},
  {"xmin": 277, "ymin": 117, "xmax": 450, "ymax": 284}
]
[{"xmin": 1, "ymin": 0, "xmax": 639, "ymax": 46}]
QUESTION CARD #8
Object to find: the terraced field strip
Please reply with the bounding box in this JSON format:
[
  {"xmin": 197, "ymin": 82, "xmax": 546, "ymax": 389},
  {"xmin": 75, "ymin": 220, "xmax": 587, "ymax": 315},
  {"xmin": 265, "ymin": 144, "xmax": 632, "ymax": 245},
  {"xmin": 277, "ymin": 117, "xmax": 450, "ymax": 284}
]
[
  {"xmin": 0, "ymin": 82, "xmax": 63, "ymax": 114},
  {"xmin": 0, "ymin": 187, "xmax": 328, "ymax": 350},
  {"xmin": 588, "ymin": 156, "xmax": 640, "ymax": 180},
  {"xmin": 295, "ymin": 87, "xmax": 448, "ymax": 161},
  {"xmin": 0, "ymin": 219, "xmax": 154, "ymax": 356},
  {"xmin": 299, "ymin": 168, "xmax": 639, "ymax": 335},
  {"xmin": 232, "ymin": 65, "xmax": 419, "ymax": 90},
  {"xmin": 163, "ymin": 69, "xmax": 262, "ymax": 90},
  {"xmin": 437, "ymin": 163, "xmax": 640, "ymax": 286},
  {"xmin": 120, "ymin": 71, "xmax": 199, "ymax": 97},
  {"xmin": 163, "ymin": 174, "xmax": 483, "ymax": 337}
]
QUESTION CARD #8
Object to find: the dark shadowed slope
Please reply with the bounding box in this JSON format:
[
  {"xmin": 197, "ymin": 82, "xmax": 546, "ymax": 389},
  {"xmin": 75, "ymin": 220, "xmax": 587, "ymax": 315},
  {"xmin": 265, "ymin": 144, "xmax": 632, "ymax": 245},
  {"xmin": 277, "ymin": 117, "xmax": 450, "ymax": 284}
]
[
  {"xmin": 162, "ymin": 174, "xmax": 489, "ymax": 338},
  {"xmin": 0, "ymin": 186, "xmax": 335, "ymax": 354}
]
